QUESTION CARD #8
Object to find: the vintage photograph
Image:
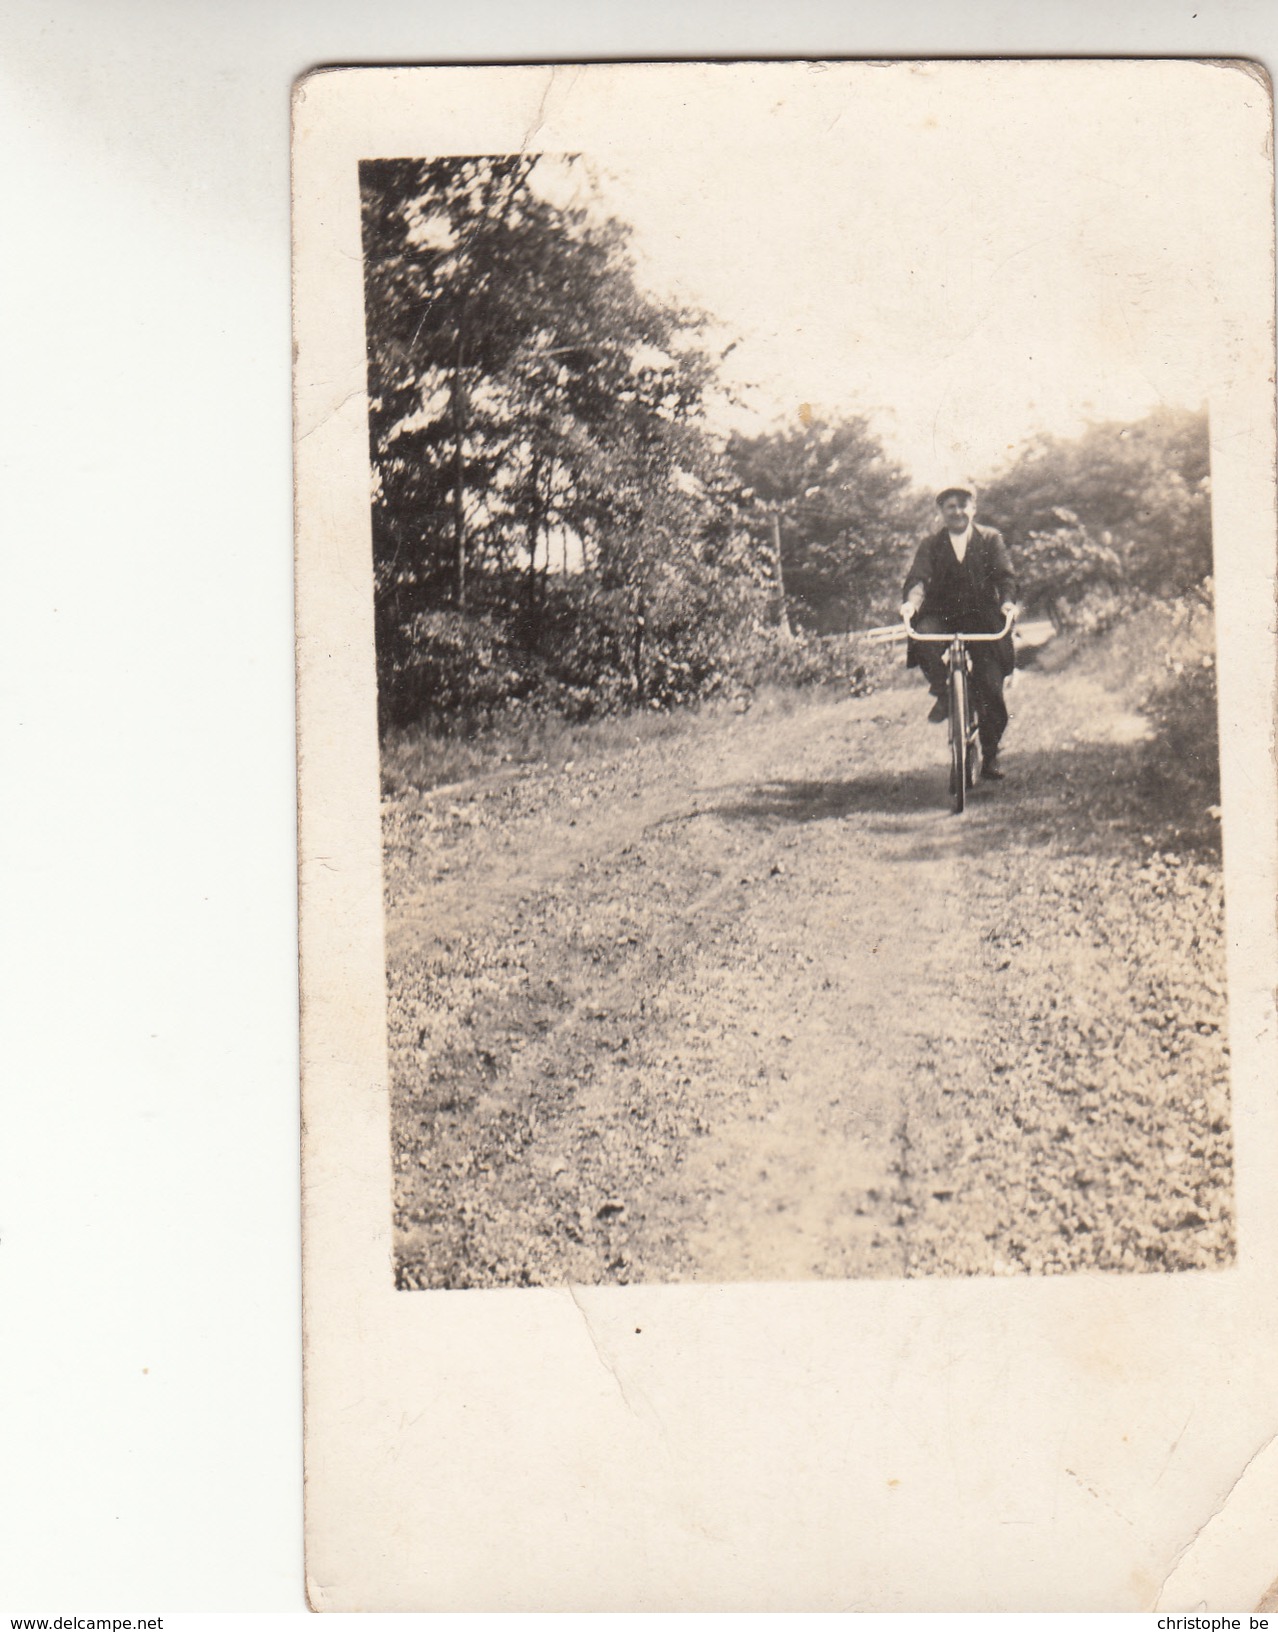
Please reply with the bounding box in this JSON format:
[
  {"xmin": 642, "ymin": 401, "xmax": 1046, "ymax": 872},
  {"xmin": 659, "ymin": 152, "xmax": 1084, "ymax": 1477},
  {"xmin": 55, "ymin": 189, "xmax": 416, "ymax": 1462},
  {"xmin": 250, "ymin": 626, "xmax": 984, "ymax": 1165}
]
[
  {"xmin": 294, "ymin": 61, "xmax": 1277, "ymax": 1611},
  {"xmin": 360, "ymin": 113, "xmax": 1233, "ymax": 1291}
]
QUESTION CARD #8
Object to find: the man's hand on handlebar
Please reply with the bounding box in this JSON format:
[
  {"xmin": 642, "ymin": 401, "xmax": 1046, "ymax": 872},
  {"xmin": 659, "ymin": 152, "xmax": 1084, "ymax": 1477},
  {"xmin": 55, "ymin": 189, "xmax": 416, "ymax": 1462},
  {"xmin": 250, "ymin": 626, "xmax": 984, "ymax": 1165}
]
[{"xmin": 899, "ymin": 605, "xmax": 1018, "ymax": 637}]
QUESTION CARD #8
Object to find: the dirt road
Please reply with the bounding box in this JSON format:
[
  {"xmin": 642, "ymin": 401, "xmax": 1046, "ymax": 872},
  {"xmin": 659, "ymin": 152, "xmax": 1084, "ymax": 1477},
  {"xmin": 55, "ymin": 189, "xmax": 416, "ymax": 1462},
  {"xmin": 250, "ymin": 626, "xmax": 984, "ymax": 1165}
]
[{"xmin": 385, "ymin": 629, "xmax": 1233, "ymax": 1288}]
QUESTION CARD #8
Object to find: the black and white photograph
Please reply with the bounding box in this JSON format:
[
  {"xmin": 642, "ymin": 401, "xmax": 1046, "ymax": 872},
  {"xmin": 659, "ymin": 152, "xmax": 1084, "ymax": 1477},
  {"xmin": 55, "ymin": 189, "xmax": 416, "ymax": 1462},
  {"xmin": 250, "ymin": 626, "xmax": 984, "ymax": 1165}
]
[
  {"xmin": 293, "ymin": 59, "xmax": 1278, "ymax": 1611},
  {"xmin": 357, "ymin": 92, "xmax": 1233, "ymax": 1293},
  {"xmin": 9, "ymin": 7, "xmax": 1278, "ymax": 1614}
]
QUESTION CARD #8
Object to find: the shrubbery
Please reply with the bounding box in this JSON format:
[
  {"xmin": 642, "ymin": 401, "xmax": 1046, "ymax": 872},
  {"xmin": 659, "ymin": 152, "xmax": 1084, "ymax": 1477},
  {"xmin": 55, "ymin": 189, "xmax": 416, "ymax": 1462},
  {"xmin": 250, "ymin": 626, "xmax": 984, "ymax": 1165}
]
[
  {"xmin": 719, "ymin": 626, "xmax": 876, "ymax": 693},
  {"xmin": 1050, "ymin": 584, "xmax": 1137, "ymax": 636},
  {"xmin": 383, "ymin": 610, "xmax": 533, "ymax": 730},
  {"xmin": 377, "ymin": 580, "xmax": 742, "ymax": 731},
  {"xmin": 376, "ymin": 581, "xmax": 887, "ymax": 736}
]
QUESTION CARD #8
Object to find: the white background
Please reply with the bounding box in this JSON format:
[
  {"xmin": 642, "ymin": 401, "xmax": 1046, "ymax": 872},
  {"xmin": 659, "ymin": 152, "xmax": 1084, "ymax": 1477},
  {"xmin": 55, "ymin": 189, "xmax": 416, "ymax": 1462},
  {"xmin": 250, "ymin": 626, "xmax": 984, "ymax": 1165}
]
[{"xmin": 2, "ymin": 0, "xmax": 1275, "ymax": 1614}]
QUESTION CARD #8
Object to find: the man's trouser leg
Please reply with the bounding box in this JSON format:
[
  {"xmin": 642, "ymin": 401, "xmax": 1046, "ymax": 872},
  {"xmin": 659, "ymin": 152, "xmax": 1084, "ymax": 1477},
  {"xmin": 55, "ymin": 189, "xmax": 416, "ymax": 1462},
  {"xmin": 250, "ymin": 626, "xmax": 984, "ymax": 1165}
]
[
  {"xmin": 912, "ymin": 614, "xmax": 949, "ymax": 694},
  {"xmin": 970, "ymin": 646, "xmax": 1008, "ymax": 757}
]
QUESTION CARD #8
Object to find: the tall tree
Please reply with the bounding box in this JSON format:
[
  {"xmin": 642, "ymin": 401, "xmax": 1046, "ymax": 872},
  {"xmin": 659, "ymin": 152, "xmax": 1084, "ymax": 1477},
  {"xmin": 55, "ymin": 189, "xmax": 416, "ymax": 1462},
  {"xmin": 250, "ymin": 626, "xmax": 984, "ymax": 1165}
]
[
  {"xmin": 980, "ymin": 406, "xmax": 1212, "ymax": 602},
  {"xmin": 360, "ymin": 158, "xmax": 725, "ymax": 623},
  {"xmin": 727, "ymin": 416, "xmax": 913, "ymax": 632}
]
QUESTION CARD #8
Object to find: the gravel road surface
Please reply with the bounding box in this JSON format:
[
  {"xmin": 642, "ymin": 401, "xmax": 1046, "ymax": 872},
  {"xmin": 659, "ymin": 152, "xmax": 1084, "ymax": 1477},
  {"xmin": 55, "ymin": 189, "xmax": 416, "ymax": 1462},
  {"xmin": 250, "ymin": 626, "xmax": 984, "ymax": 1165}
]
[{"xmin": 384, "ymin": 639, "xmax": 1232, "ymax": 1289}]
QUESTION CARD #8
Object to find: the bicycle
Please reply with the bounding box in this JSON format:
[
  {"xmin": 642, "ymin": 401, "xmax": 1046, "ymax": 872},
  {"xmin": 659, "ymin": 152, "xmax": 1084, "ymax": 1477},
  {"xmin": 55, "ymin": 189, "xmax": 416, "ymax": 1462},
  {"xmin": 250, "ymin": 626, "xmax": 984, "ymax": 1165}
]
[{"xmin": 904, "ymin": 610, "xmax": 1016, "ymax": 814}]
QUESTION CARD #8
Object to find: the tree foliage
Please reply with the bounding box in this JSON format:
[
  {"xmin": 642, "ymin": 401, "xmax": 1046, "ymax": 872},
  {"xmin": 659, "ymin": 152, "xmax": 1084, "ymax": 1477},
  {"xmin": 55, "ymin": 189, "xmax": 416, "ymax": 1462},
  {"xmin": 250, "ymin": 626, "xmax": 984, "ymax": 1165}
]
[
  {"xmin": 360, "ymin": 156, "xmax": 766, "ymax": 724},
  {"xmin": 725, "ymin": 416, "xmax": 914, "ymax": 633},
  {"xmin": 361, "ymin": 158, "xmax": 1213, "ymax": 728},
  {"xmin": 979, "ymin": 407, "xmax": 1211, "ymax": 621}
]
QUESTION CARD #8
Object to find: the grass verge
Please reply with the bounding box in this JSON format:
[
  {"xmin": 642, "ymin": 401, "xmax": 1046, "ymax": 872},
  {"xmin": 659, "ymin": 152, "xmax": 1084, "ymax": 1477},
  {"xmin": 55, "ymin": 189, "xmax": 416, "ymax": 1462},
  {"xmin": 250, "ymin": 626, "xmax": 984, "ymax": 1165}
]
[{"xmin": 380, "ymin": 636, "xmax": 906, "ymax": 797}]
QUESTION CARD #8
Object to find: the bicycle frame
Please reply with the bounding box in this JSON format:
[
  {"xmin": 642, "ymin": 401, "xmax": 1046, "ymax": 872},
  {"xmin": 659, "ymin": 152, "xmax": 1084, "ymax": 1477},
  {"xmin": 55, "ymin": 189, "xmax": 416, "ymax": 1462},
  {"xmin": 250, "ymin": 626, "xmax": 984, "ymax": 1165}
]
[{"xmin": 905, "ymin": 612, "xmax": 1015, "ymax": 813}]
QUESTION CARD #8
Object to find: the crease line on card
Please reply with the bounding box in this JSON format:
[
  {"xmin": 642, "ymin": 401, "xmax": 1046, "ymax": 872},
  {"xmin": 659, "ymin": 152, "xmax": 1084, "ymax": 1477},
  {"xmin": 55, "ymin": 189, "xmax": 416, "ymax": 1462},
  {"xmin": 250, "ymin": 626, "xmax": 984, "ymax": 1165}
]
[{"xmin": 1154, "ymin": 1425, "xmax": 1278, "ymax": 1611}]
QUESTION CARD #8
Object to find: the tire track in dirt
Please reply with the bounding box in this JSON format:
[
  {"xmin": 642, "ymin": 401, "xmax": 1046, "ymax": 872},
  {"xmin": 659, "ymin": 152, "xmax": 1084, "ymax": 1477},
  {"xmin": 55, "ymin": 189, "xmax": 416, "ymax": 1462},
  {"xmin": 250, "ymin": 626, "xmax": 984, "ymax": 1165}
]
[{"xmin": 388, "ymin": 650, "xmax": 1233, "ymax": 1288}]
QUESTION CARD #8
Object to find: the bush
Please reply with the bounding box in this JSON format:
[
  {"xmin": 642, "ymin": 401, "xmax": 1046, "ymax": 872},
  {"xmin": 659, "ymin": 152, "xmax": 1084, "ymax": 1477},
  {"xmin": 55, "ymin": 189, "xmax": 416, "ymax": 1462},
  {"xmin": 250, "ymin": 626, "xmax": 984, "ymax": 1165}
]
[
  {"xmin": 380, "ymin": 610, "xmax": 533, "ymax": 730},
  {"xmin": 718, "ymin": 626, "xmax": 870, "ymax": 692},
  {"xmin": 376, "ymin": 574, "xmax": 892, "ymax": 736},
  {"xmin": 1132, "ymin": 651, "xmax": 1221, "ymax": 854},
  {"xmin": 527, "ymin": 581, "xmax": 731, "ymax": 717},
  {"xmin": 1011, "ymin": 508, "xmax": 1125, "ymax": 626},
  {"xmin": 1052, "ymin": 584, "xmax": 1140, "ymax": 636}
]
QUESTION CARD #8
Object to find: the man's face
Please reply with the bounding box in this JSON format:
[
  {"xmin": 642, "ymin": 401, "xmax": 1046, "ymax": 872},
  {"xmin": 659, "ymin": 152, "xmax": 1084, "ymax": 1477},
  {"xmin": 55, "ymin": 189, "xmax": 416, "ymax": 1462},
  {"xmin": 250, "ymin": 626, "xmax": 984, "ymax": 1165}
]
[{"xmin": 939, "ymin": 492, "xmax": 974, "ymax": 532}]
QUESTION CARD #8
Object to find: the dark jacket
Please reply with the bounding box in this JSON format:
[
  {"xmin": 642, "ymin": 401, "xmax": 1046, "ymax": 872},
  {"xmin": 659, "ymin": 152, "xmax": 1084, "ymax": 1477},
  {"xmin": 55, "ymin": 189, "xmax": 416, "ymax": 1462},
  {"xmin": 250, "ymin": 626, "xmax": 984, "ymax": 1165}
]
[{"xmin": 903, "ymin": 524, "xmax": 1017, "ymax": 675}]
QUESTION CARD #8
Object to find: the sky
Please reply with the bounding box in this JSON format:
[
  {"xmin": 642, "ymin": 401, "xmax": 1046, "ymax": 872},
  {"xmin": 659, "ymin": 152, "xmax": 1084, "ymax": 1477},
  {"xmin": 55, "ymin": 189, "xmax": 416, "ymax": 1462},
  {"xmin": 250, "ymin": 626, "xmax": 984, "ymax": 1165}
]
[{"xmin": 538, "ymin": 63, "xmax": 1235, "ymax": 490}]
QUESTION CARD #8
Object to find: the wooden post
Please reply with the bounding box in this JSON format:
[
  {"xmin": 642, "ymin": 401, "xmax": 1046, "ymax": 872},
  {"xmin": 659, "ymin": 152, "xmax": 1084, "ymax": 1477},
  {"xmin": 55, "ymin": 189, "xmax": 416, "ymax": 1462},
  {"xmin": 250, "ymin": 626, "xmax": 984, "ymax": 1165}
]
[
  {"xmin": 770, "ymin": 507, "xmax": 793, "ymax": 639},
  {"xmin": 633, "ymin": 614, "xmax": 646, "ymax": 703},
  {"xmin": 451, "ymin": 317, "xmax": 468, "ymax": 610}
]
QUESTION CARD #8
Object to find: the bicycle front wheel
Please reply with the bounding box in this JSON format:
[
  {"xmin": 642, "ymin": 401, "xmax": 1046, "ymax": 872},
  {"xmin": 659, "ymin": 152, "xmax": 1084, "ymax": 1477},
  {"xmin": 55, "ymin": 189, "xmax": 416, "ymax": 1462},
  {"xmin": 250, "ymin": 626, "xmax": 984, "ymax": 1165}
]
[
  {"xmin": 966, "ymin": 700, "xmax": 982, "ymax": 789},
  {"xmin": 949, "ymin": 668, "xmax": 969, "ymax": 813}
]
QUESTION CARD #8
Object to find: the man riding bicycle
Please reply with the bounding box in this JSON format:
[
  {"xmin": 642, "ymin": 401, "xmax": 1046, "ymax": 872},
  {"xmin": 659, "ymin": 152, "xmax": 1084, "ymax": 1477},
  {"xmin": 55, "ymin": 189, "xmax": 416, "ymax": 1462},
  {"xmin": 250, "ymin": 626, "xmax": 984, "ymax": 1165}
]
[{"xmin": 899, "ymin": 481, "xmax": 1018, "ymax": 781}]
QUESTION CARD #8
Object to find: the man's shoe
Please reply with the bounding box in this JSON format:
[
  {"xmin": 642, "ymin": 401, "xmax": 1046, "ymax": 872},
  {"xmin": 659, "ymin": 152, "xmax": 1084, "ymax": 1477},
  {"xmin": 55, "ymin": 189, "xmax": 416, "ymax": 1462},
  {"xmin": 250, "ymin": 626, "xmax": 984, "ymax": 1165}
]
[
  {"xmin": 980, "ymin": 755, "xmax": 1005, "ymax": 781},
  {"xmin": 927, "ymin": 695, "xmax": 948, "ymax": 724}
]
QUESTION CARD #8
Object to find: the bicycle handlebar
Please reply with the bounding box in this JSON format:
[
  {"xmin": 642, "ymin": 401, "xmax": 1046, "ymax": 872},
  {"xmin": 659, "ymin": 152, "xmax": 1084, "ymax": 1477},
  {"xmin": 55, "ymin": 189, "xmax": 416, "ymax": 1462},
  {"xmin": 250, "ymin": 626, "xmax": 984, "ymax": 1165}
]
[{"xmin": 903, "ymin": 610, "xmax": 1016, "ymax": 642}]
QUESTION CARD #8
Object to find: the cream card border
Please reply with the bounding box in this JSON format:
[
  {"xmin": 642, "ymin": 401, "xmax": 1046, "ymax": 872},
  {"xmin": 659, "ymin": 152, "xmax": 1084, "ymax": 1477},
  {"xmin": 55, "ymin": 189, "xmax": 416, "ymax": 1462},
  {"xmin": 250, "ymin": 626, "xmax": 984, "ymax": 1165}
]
[{"xmin": 294, "ymin": 61, "xmax": 1277, "ymax": 1611}]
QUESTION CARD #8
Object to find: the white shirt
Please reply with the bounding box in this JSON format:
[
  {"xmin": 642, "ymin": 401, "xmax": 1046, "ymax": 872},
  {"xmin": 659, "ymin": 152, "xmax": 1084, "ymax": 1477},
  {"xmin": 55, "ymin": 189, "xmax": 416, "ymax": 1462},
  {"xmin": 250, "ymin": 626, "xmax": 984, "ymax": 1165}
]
[{"xmin": 947, "ymin": 522, "xmax": 973, "ymax": 562}]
